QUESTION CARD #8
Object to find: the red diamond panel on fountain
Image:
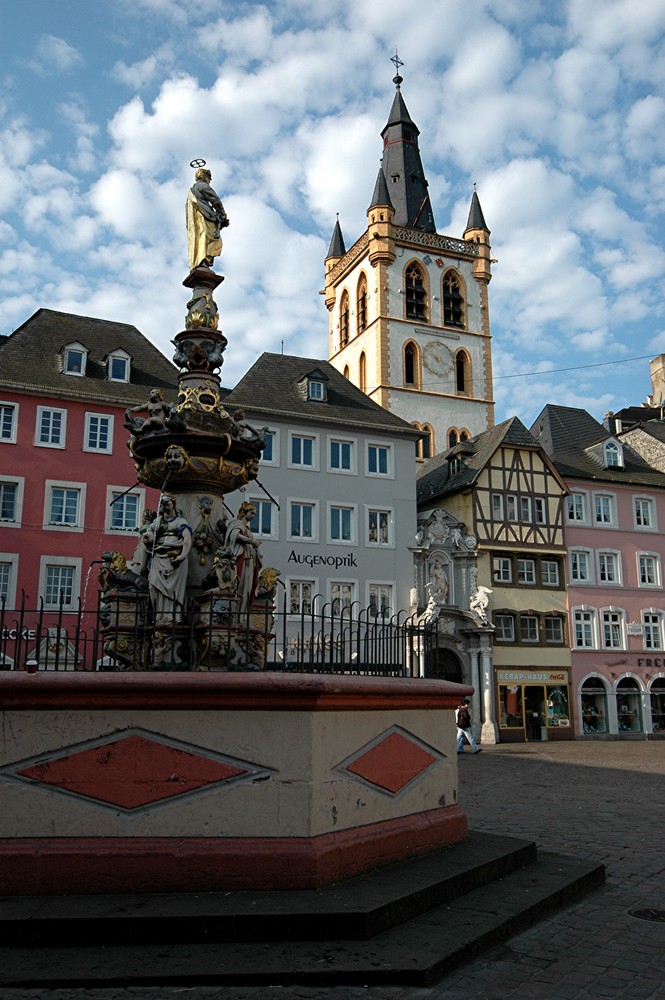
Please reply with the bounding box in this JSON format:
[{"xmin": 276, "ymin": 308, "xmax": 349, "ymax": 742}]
[
  {"xmin": 343, "ymin": 730, "xmax": 439, "ymax": 794},
  {"xmin": 15, "ymin": 733, "xmax": 248, "ymax": 810}
]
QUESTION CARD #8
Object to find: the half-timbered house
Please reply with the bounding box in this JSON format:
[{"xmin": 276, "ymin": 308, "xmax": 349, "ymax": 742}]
[{"xmin": 417, "ymin": 416, "xmax": 572, "ymax": 744}]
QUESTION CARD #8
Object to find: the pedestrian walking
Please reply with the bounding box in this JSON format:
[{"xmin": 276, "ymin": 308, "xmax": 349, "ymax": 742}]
[{"xmin": 456, "ymin": 697, "xmax": 481, "ymax": 754}]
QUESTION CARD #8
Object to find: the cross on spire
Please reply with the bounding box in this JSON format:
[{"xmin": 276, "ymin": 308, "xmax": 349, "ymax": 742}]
[{"xmin": 391, "ymin": 48, "xmax": 404, "ymax": 88}]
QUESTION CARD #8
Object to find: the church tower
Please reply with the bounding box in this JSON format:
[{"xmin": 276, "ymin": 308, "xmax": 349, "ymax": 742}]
[{"xmin": 325, "ymin": 64, "xmax": 495, "ymax": 459}]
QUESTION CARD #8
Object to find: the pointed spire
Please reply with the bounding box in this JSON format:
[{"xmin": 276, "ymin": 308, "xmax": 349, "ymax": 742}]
[
  {"xmin": 465, "ymin": 186, "xmax": 489, "ymax": 233},
  {"xmin": 326, "ymin": 215, "xmax": 346, "ymax": 259},
  {"xmin": 378, "ymin": 55, "xmax": 436, "ymax": 232},
  {"xmin": 369, "ymin": 168, "xmax": 393, "ymax": 211}
]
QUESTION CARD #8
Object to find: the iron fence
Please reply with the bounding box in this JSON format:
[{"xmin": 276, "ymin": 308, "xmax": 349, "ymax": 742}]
[{"xmin": 0, "ymin": 592, "xmax": 435, "ymax": 676}]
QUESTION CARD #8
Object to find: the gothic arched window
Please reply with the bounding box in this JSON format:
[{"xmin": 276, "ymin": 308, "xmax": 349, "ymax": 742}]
[
  {"xmin": 442, "ymin": 270, "xmax": 465, "ymax": 328},
  {"xmin": 403, "ymin": 341, "xmax": 420, "ymax": 387},
  {"xmin": 405, "ymin": 263, "xmax": 427, "ymax": 322},
  {"xmin": 448, "ymin": 428, "xmax": 460, "ymax": 449},
  {"xmin": 359, "ymin": 351, "xmax": 367, "ymax": 394},
  {"xmin": 455, "ymin": 349, "xmax": 472, "ymax": 396},
  {"xmin": 340, "ymin": 290, "xmax": 350, "ymax": 347},
  {"xmin": 357, "ymin": 273, "xmax": 367, "ymax": 335}
]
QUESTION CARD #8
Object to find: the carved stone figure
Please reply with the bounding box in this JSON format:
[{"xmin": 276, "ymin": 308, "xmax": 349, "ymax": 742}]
[
  {"xmin": 427, "ymin": 509, "xmax": 450, "ymax": 544},
  {"xmin": 418, "ymin": 583, "xmax": 444, "ymax": 625},
  {"xmin": 98, "ymin": 551, "xmax": 149, "ymax": 596},
  {"xmin": 224, "ymin": 500, "xmax": 261, "ymax": 614},
  {"xmin": 186, "ymin": 167, "xmax": 229, "ymax": 270},
  {"xmin": 124, "ymin": 389, "xmax": 170, "ymax": 435},
  {"xmin": 428, "ymin": 555, "xmax": 449, "ymax": 604},
  {"xmin": 256, "ymin": 566, "xmax": 280, "ymax": 602},
  {"xmin": 141, "ymin": 494, "xmax": 192, "ymax": 623},
  {"xmin": 469, "ymin": 585, "xmax": 492, "ymax": 626}
]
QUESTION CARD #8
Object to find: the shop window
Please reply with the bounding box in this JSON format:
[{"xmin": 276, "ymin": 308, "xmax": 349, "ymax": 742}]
[
  {"xmin": 650, "ymin": 678, "xmax": 665, "ymax": 733},
  {"xmin": 581, "ymin": 677, "xmax": 609, "ymax": 734},
  {"xmin": 405, "ymin": 263, "xmax": 427, "ymax": 322},
  {"xmin": 369, "ymin": 583, "xmax": 393, "ymax": 618},
  {"xmin": 547, "ymin": 686, "xmax": 570, "ymax": 728},
  {"xmin": 442, "ymin": 270, "xmax": 464, "ymax": 328},
  {"xmin": 616, "ymin": 677, "xmax": 643, "ymax": 733},
  {"xmin": 499, "ymin": 684, "xmax": 523, "ymax": 728},
  {"xmin": 356, "ymin": 274, "xmax": 367, "ymax": 334},
  {"xmin": 289, "ymin": 579, "xmax": 315, "ymax": 615},
  {"xmin": 340, "ymin": 291, "xmax": 350, "ymax": 347},
  {"xmin": 331, "ymin": 581, "xmax": 356, "ymax": 614}
]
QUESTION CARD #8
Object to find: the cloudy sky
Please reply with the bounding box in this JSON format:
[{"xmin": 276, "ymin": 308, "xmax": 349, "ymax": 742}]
[{"xmin": 1, "ymin": 0, "xmax": 664, "ymax": 427}]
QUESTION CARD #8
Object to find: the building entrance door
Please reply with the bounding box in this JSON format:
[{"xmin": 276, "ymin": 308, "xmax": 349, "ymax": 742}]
[{"xmin": 525, "ymin": 686, "xmax": 545, "ymax": 741}]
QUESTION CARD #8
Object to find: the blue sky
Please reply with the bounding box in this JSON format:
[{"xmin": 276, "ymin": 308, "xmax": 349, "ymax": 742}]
[{"xmin": 1, "ymin": 0, "xmax": 665, "ymax": 427}]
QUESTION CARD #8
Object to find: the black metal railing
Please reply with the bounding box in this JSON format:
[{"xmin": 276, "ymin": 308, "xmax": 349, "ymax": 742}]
[{"xmin": 0, "ymin": 592, "xmax": 435, "ymax": 676}]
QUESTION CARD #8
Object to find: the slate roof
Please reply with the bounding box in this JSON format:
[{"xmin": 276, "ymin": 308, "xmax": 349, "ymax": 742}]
[
  {"xmin": 417, "ymin": 416, "xmax": 546, "ymax": 506},
  {"xmin": 225, "ymin": 353, "xmax": 421, "ymax": 438},
  {"xmin": 465, "ymin": 190, "xmax": 489, "ymax": 233},
  {"xmin": 530, "ymin": 404, "xmax": 665, "ymax": 488},
  {"xmin": 0, "ymin": 309, "xmax": 179, "ymax": 405}
]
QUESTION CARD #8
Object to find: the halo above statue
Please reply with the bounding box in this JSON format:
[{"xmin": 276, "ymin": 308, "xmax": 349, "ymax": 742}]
[{"xmin": 186, "ymin": 159, "xmax": 229, "ymax": 271}]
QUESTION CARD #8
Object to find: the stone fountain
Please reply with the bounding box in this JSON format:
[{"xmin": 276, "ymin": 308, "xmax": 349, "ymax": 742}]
[{"xmin": 100, "ymin": 161, "xmax": 277, "ymax": 672}]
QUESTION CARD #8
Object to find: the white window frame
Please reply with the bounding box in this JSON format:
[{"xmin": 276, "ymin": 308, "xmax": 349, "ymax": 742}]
[
  {"xmin": 63, "ymin": 342, "xmax": 87, "ymax": 377},
  {"xmin": 38, "ymin": 556, "xmax": 82, "ymax": 610},
  {"xmin": 105, "ymin": 485, "xmax": 146, "ymax": 535},
  {"xmin": 247, "ymin": 495, "xmax": 279, "ymax": 540},
  {"xmin": 573, "ymin": 607, "xmax": 597, "ymax": 649},
  {"xmin": 544, "ymin": 616, "xmax": 564, "ymax": 645},
  {"xmin": 593, "ymin": 491, "xmax": 616, "ymax": 527},
  {"xmin": 366, "ymin": 506, "xmax": 394, "ymax": 547},
  {"xmin": 0, "ymin": 553, "xmax": 19, "ymax": 608},
  {"xmin": 604, "ymin": 441, "xmax": 622, "ymax": 468},
  {"xmin": 597, "ymin": 550, "xmax": 621, "ymax": 586},
  {"xmin": 570, "ymin": 548, "xmax": 594, "ymax": 584},
  {"xmin": 308, "ymin": 378, "xmax": 326, "ymax": 401},
  {"xmin": 519, "ymin": 496, "xmax": 532, "ymax": 523},
  {"xmin": 534, "ymin": 497, "xmax": 547, "ymax": 525},
  {"xmin": 43, "ymin": 479, "xmax": 86, "ymax": 533},
  {"xmin": 0, "ymin": 476, "xmax": 25, "ymax": 528},
  {"xmin": 643, "ymin": 609, "xmax": 665, "ymax": 651},
  {"xmin": 328, "ymin": 436, "xmax": 357, "ymax": 475},
  {"xmin": 601, "ymin": 607, "xmax": 625, "ymax": 650},
  {"xmin": 517, "ymin": 558, "xmax": 536, "ymax": 585},
  {"xmin": 328, "ymin": 502, "xmax": 357, "ymax": 545},
  {"xmin": 367, "ymin": 581, "xmax": 394, "ymax": 619},
  {"xmin": 288, "ymin": 431, "xmax": 319, "ymax": 471},
  {"xmin": 520, "ymin": 614, "xmax": 539, "ymax": 643},
  {"xmin": 0, "ymin": 400, "xmax": 19, "ymax": 444},
  {"xmin": 260, "ymin": 428, "xmax": 279, "ymax": 466},
  {"xmin": 491, "ymin": 493, "xmax": 504, "ymax": 520},
  {"xmin": 329, "ymin": 580, "xmax": 357, "ymax": 614},
  {"xmin": 541, "ymin": 559, "xmax": 560, "ymax": 587},
  {"xmin": 108, "ymin": 349, "xmax": 131, "ymax": 383},
  {"xmin": 35, "ymin": 406, "xmax": 67, "ymax": 449},
  {"xmin": 494, "ymin": 614, "xmax": 515, "ymax": 642},
  {"xmin": 287, "ymin": 577, "xmax": 318, "ymax": 616},
  {"xmin": 493, "ymin": 557, "xmax": 512, "ymax": 583},
  {"xmin": 287, "ymin": 498, "xmax": 319, "ymax": 543},
  {"xmin": 566, "ymin": 490, "xmax": 588, "ymax": 524},
  {"xmin": 366, "ymin": 441, "xmax": 394, "ymax": 479},
  {"xmin": 637, "ymin": 552, "xmax": 661, "ymax": 588},
  {"xmin": 506, "ymin": 495, "xmax": 518, "ymax": 522},
  {"xmin": 83, "ymin": 412, "xmax": 114, "ymax": 454},
  {"xmin": 634, "ymin": 496, "xmax": 657, "ymax": 532}
]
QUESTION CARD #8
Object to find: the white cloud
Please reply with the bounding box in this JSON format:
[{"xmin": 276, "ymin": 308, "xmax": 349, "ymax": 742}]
[{"xmin": 29, "ymin": 35, "xmax": 84, "ymax": 76}]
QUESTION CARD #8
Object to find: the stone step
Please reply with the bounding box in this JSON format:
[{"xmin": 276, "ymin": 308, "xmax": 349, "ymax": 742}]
[
  {"xmin": 0, "ymin": 847, "xmax": 604, "ymax": 988},
  {"xmin": 0, "ymin": 831, "xmax": 535, "ymax": 946}
]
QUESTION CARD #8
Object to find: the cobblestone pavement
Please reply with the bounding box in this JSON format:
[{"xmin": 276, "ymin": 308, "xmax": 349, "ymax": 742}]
[{"xmin": 6, "ymin": 741, "xmax": 665, "ymax": 1000}]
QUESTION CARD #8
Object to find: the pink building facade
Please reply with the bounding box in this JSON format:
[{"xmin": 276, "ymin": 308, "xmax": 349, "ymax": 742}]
[{"xmin": 533, "ymin": 405, "xmax": 665, "ymax": 739}]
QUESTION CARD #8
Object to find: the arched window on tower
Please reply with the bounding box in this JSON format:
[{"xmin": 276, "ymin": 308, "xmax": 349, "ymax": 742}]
[
  {"xmin": 357, "ymin": 273, "xmax": 367, "ymax": 335},
  {"xmin": 459, "ymin": 429, "xmax": 470, "ymax": 442},
  {"xmin": 442, "ymin": 270, "xmax": 465, "ymax": 329},
  {"xmin": 403, "ymin": 341, "xmax": 420, "ymax": 388},
  {"xmin": 412, "ymin": 423, "xmax": 435, "ymax": 461},
  {"xmin": 448, "ymin": 428, "xmax": 460, "ymax": 449},
  {"xmin": 455, "ymin": 350, "xmax": 472, "ymax": 396},
  {"xmin": 405, "ymin": 263, "xmax": 427, "ymax": 322},
  {"xmin": 359, "ymin": 351, "xmax": 367, "ymax": 394},
  {"xmin": 343, "ymin": 364, "xmax": 350, "ymax": 380},
  {"xmin": 340, "ymin": 291, "xmax": 350, "ymax": 348}
]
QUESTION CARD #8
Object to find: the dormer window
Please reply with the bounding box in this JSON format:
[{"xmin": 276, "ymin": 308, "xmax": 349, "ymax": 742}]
[
  {"xmin": 604, "ymin": 441, "xmax": 622, "ymax": 468},
  {"xmin": 63, "ymin": 343, "xmax": 87, "ymax": 376},
  {"xmin": 108, "ymin": 350, "xmax": 131, "ymax": 383},
  {"xmin": 308, "ymin": 379, "xmax": 325, "ymax": 401}
]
